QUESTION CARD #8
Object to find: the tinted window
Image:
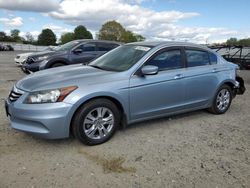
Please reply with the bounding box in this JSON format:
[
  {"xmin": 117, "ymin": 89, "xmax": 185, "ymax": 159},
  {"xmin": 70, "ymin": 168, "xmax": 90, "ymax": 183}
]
[
  {"xmin": 209, "ymin": 52, "xmax": 217, "ymax": 64},
  {"xmin": 97, "ymin": 43, "xmax": 119, "ymax": 51},
  {"xmin": 77, "ymin": 43, "xmax": 96, "ymax": 52},
  {"xmin": 146, "ymin": 50, "xmax": 182, "ymax": 70},
  {"xmin": 83, "ymin": 43, "xmax": 96, "ymax": 51},
  {"xmin": 186, "ymin": 50, "xmax": 210, "ymax": 67}
]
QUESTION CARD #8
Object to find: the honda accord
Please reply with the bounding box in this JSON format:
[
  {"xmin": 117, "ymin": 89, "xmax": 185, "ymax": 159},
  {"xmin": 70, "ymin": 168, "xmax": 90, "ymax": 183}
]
[{"xmin": 5, "ymin": 41, "xmax": 245, "ymax": 145}]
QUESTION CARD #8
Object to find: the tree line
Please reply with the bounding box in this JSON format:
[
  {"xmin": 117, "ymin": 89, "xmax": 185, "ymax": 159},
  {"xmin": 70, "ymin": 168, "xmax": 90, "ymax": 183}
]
[
  {"xmin": 225, "ymin": 37, "xmax": 250, "ymax": 46},
  {"xmin": 0, "ymin": 20, "xmax": 145, "ymax": 46}
]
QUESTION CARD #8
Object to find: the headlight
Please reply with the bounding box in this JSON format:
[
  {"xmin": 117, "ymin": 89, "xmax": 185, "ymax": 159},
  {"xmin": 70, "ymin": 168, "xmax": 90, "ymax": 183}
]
[
  {"xmin": 25, "ymin": 86, "xmax": 77, "ymax": 104},
  {"xmin": 36, "ymin": 55, "xmax": 49, "ymax": 61}
]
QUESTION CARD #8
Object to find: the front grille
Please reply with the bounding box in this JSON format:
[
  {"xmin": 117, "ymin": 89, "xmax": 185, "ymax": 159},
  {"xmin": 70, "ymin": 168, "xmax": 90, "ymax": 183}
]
[
  {"xmin": 8, "ymin": 86, "xmax": 24, "ymax": 102},
  {"xmin": 26, "ymin": 57, "xmax": 35, "ymax": 64}
]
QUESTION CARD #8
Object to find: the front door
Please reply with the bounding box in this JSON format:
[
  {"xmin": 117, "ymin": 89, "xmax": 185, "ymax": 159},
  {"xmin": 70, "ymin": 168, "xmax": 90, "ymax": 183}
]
[{"xmin": 129, "ymin": 48, "xmax": 186, "ymax": 121}]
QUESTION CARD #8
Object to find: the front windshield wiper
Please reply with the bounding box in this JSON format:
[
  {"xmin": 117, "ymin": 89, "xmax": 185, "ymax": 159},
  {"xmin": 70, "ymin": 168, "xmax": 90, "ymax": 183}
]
[
  {"xmin": 88, "ymin": 64, "xmax": 106, "ymax": 70},
  {"xmin": 88, "ymin": 64, "xmax": 120, "ymax": 72}
]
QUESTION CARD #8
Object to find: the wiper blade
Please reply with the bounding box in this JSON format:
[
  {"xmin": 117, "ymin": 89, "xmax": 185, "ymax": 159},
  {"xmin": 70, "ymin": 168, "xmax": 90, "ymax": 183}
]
[
  {"xmin": 88, "ymin": 65, "xmax": 105, "ymax": 70},
  {"xmin": 88, "ymin": 64, "xmax": 120, "ymax": 72}
]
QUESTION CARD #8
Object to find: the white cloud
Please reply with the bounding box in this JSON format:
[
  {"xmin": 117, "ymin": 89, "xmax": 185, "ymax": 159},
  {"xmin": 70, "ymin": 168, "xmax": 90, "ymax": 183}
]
[
  {"xmin": 47, "ymin": 0, "xmax": 237, "ymax": 43},
  {"xmin": 49, "ymin": 0, "xmax": 199, "ymax": 30},
  {"xmin": 0, "ymin": 0, "xmax": 241, "ymax": 44},
  {"xmin": 43, "ymin": 24, "xmax": 72, "ymax": 34},
  {"xmin": 0, "ymin": 16, "xmax": 23, "ymax": 27},
  {"xmin": 0, "ymin": 0, "xmax": 60, "ymax": 12}
]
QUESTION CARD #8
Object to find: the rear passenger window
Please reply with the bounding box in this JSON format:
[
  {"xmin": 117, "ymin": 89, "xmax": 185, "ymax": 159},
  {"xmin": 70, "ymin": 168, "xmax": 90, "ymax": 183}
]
[
  {"xmin": 209, "ymin": 52, "xmax": 217, "ymax": 64},
  {"xmin": 82, "ymin": 43, "xmax": 96, "ymax": 51},
  {"xmin": 146, "ymin": 50, "xmax": 182, "ymax": 70},
  {"xmin": 97, "ymin": 43, "xmax": 119, "ymax": 51},
  {"xmin": 186, "ymin": 50, "xmax": 210, "ymax": 67}
]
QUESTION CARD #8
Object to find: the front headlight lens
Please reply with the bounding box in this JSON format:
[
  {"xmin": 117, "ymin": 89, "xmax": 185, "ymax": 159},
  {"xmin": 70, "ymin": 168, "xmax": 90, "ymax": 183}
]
[
  {"xmin": 37, "ymin": 56, "xmax": 49, "ymax": 61},
  {"xmin": 25, "ymin": 86, "xmax": 77, "ymax": 104}
]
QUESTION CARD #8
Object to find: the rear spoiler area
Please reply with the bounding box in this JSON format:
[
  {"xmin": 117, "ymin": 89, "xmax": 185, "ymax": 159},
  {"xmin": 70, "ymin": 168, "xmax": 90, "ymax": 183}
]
[{"xmin": 235, "ymin": 76, "xmax": 246, "ymax": 95}]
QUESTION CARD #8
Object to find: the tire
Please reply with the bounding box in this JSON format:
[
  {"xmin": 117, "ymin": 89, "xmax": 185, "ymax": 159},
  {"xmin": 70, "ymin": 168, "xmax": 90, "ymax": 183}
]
[
  {"xmin": 72, "ymin": 99, "xmax": 121, "ymax": 145},
  {"xmin": 50, "ymin": 62, "xmax": 65, "ymax": 68},
  {"xmin": 208, "ymin": 85, "xmax": 233, "ymax": 114}
]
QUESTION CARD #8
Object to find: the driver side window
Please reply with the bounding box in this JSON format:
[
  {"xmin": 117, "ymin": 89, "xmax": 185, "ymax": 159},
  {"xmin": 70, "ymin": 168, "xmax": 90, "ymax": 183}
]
[
  {"xmin": 76, "ymin": 43, "xmax": 96, "ymax": 52},
  {"xmin": 145, "ymin": 49, "xmax": 182, "ymax": 71}
]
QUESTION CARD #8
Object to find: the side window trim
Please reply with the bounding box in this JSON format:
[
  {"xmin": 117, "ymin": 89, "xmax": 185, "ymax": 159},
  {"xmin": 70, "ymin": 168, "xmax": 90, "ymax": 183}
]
[
  {"xmin": 184, "ymin": 47, "xmax": 211, "ymax": 67},
  {"xmin": 143, "ymin": 46, "xmax": 185, "ymax": 72}
]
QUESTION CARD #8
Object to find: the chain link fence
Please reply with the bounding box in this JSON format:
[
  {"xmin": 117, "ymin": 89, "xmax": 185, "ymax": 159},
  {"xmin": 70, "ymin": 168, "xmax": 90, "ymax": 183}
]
[{"xmin": 0, "ymin": 42, "xmax": 50, "ymax": 51}]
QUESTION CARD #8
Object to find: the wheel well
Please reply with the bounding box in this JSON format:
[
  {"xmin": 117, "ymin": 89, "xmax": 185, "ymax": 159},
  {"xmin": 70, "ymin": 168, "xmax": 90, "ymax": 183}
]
[
  {"xmin": 49, "ymin": 61, "xmax": 67, "ymax": 68},
  {"xmin": 69, "ymin": 96, "xmax": 126, "ymax": 136},
  {"xmin": 224, "ymin": 82, "xmax": 234, "ymax": 91}
]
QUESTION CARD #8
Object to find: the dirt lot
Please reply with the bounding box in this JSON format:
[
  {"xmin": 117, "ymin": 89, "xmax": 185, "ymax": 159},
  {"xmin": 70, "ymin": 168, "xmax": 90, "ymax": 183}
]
[{"xmin": 0, "ymin": 51, "xmax": 249, "ymax": 188}]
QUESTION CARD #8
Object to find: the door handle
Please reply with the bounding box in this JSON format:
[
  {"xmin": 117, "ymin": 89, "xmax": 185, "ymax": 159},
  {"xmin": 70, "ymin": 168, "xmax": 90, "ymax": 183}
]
[
  {"xmin": 174, "ymin": 74, "xmax": 183, "ymax": 79},
  {"xmin": 212, "ymin": 68, "xmax": 218, "ymax": 73}
]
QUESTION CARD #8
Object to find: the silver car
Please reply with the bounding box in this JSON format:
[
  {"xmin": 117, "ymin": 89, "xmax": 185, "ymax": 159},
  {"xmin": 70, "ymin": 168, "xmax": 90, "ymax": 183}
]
[{"xmin": 5, "ymin": 42, "xmax": 245, "ymax": 145}]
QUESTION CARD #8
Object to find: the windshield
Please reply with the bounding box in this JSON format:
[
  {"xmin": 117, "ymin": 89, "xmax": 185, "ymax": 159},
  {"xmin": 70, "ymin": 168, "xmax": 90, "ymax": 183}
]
[
  {"xmin": 89, "ymin": 45, "xmax": 152, "ymax": 72},
  {"xmin": 56, "ymin": 41, "xmax": 80, "ymax": 51}
]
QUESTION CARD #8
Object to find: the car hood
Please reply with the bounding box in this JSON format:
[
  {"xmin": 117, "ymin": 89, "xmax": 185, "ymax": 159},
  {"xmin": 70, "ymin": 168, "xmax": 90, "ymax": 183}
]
[
  {"xmin": 16, "ymin": 65, "xmax": 116, "ymax": 91},
  {"xmin": 30, "ymin": 50, "xmax": 67, "ymax": 58},
  {"xmin": 17, "ymin": 52, "xmax": 34, "ymax": 57}
]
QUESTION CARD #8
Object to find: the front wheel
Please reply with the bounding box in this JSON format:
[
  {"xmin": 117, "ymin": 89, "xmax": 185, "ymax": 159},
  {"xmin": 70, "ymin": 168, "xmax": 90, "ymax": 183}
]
[
  {"xmin": 208, "ymin": 85, "xmax": 232, "ymax": 114},
  {"xmin": 50, "ymin": 62, "xmax": 65, "ymax": 68},
  {"xmin": 72, "ymin": 99, "xmax": 121, "ymax": 145}
]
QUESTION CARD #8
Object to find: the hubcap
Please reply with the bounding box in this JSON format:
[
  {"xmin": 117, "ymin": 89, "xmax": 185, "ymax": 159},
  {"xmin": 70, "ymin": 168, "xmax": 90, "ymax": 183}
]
[
  {"xmin": 216, "ymin": 89, "xmax": 230, "ymax": 111},
  {"xmin": 83, "ymin": 107, "xmax": 114, "ymax": 140}
]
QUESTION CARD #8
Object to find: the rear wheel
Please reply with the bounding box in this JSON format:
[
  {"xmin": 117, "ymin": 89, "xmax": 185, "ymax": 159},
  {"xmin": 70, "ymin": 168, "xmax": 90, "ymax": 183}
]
[
  {"xmin": 72, "ymin": 99, "xmax": 121, "ymax": 145},
  {"xmin": 208, "ymin": 85, "xmax": 232, "ymax": 114}
]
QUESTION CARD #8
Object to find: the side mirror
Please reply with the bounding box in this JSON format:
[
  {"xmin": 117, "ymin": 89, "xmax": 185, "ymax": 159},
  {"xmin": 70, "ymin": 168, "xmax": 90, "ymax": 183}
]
[
  {"xmin": 73, "ymin": 48, "xmax": 83, "ymax": 54},
  {"xmin": 141, "ymin": 65, "xmax": 158, "ymax": 75}
]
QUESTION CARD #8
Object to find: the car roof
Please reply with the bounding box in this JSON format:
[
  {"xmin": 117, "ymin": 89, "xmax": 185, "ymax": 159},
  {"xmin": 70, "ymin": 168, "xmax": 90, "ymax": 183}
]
[
  {"xmin": 74, "ymin": 39, "xmax": 122, "ymax": 45},
  {"xmin": 128, "ymin": 41, "xmax": 211, "ymax": 51}
]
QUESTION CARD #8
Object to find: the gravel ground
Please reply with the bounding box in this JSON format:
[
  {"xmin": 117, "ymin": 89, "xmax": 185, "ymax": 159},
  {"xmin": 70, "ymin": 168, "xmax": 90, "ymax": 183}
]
[{"xmin": 0, "ymin": 51, "xmax": 249, "ymax": 188}]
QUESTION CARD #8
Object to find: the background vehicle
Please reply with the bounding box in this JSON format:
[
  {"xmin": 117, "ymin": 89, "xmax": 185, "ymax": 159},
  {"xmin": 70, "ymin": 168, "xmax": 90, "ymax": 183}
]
[
  {"xmin": 15, "ymin": 52, "xmax": 34, "ymax": 65},
  {"xmin": 5, "ymin": 42, "xmax": 245, "ymax": 145},
  {"xmin": 15, "ymin": 46, "xmax": 58, "ymax": 66},
  {"xmin": 0, "ymin": 44, "xmax": 14, "ymax": 51},
  {"xmin": 21, "ymin": 40, "xmax": 120, "ymax": 73},
  {"xmin": 209, "ymin": 45, "xmax": 250, "ymax": 69}
]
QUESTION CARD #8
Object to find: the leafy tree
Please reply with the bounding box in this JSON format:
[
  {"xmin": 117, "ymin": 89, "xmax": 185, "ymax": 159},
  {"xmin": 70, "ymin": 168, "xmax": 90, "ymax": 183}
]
[
  {"xmin": 10, "ymin": 29, "xmax": 21, "ymax": 42},
  {"xmin": 98, "ymin": 20, "xmax": 145, "ymax": 43},
  {"xmin": 122, "ymin": 30, "xmax": 137, "ymax": 42},
  {"xmin": 74, "ymin": 25, "xmax": 93, "ymax": 39},
  {"xmin": 25, "ymin": 32, "xmax": 34, "ymax": 43},
  {"xmin": 238, "ymin": 38, "xmax": 250, "ymax": 46},
  {"xmin": 98, "ymin": 21, "xmax": 126, "ymax": 41},
  {"xmin": 226, "ymin": 38, "xmax": 238, "ymax": 46},
  {"xmin": 37, "ymin": 28, "xmax": 57, "ymax": 45},
  {"xmin": 60, "ymin": 32, "xmax": 75, "ymax": 44},
  {"xmin": 0, "ymin": 31, "xmax": 7, "ymax": 41},
  {"xmin": 135, "ymin": 34, "xmax": 145, "ymax": 42}
]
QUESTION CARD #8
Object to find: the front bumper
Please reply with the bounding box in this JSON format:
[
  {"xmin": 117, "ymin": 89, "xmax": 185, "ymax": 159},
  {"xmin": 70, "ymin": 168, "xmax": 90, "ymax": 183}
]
[
  {"xmin": 5, "ymin": 99, "xmax": 73, "ymax": 139},
  {"xmin": 15, "ymin": 58, "xmax": 26, "ymax": 65},
  {"xmin": 22, "ymin": 62, "xmax": 41, "ymax": 73}
]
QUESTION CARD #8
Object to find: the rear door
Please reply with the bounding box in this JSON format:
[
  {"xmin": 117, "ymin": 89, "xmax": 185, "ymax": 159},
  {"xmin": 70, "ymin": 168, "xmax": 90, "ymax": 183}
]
[{"xmin": 182, "ymin": 47, "xmax": 219, "ymax": 108}]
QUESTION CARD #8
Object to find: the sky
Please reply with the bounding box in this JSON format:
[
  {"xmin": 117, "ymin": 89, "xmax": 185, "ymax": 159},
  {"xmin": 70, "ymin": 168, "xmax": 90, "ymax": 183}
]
[{"xmin": 0, "ymin": 0, "xmax": 249, "ymax": 44}]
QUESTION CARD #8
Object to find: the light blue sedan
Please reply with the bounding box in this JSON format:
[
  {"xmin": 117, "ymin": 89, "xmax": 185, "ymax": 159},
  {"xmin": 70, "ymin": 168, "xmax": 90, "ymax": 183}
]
[{"xmin": 5, "ymin": 42, "xmax": 245, "ymax": 145}]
